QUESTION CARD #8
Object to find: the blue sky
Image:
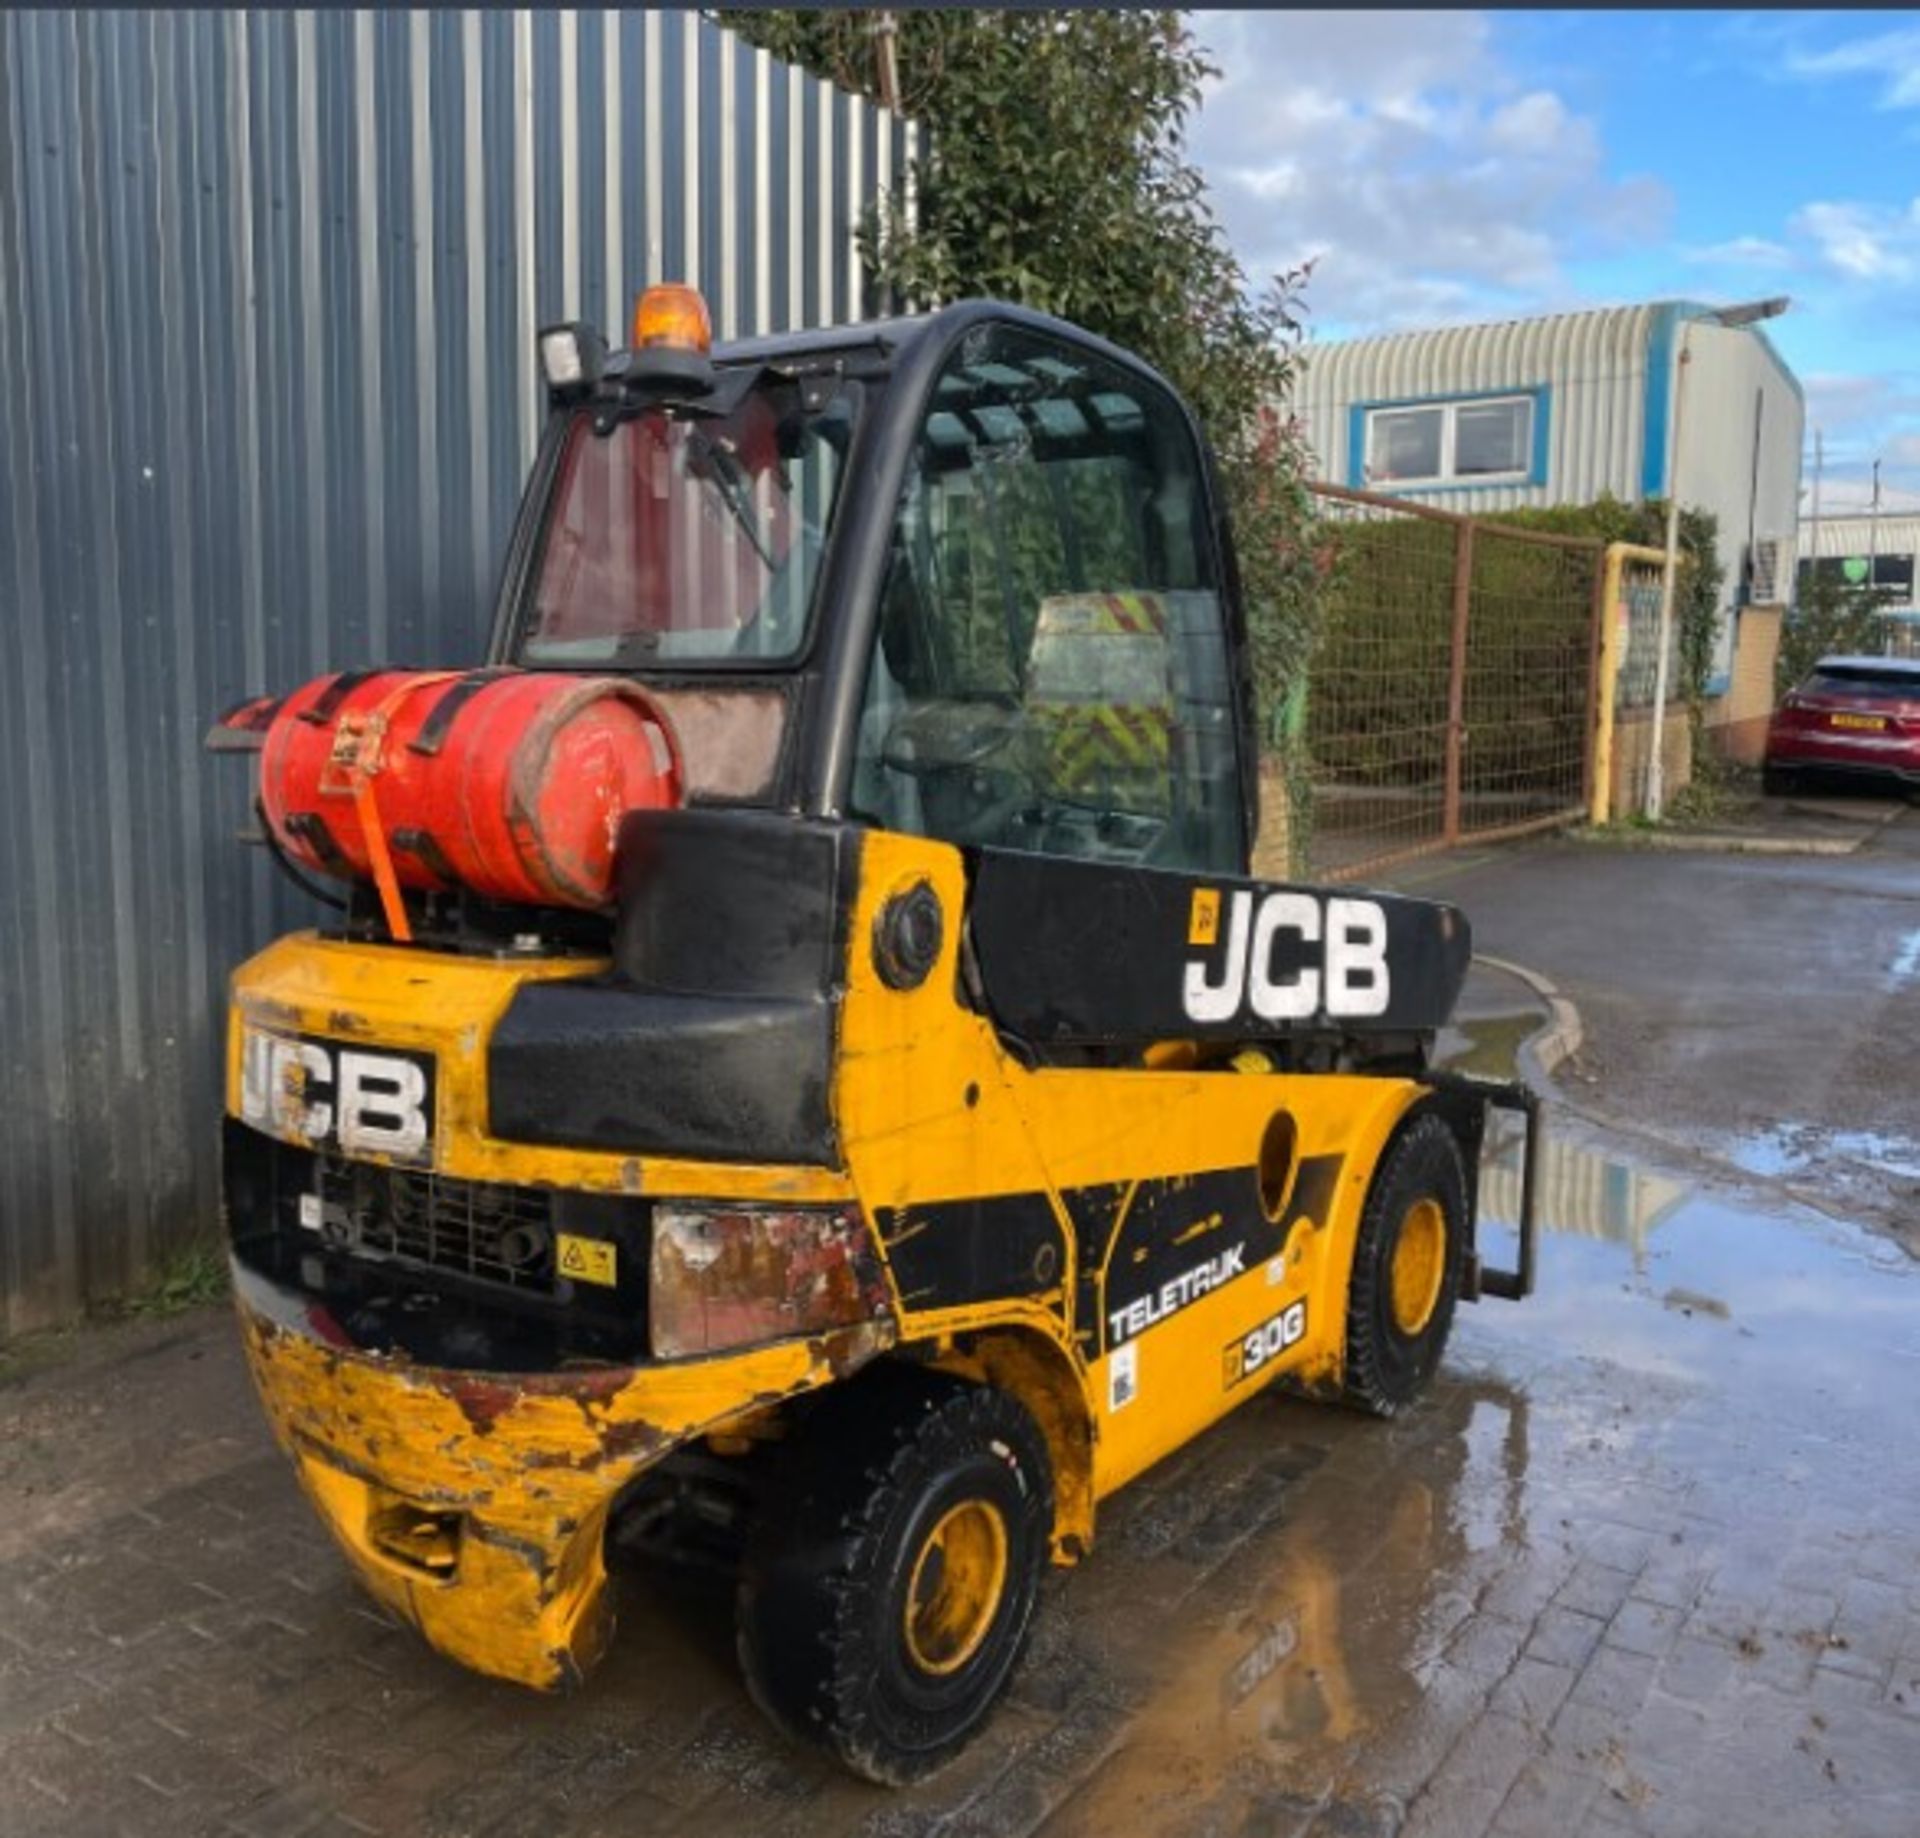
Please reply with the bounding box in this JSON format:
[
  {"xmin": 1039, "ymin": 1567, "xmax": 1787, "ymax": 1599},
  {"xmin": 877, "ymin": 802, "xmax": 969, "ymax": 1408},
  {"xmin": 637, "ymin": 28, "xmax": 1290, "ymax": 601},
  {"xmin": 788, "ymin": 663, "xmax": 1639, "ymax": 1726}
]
[{"xmin": 1188, "ymin": 10, "xmax": 1920, "ymax": 510}]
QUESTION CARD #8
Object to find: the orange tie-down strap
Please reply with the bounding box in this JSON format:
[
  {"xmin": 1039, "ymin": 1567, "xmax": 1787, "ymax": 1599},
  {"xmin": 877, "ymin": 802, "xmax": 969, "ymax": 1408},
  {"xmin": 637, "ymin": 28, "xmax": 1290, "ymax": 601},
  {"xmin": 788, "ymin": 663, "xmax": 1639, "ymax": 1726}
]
[{"xmin": 321, "ymin": 673, "xmax": 462, "ymax": 944}]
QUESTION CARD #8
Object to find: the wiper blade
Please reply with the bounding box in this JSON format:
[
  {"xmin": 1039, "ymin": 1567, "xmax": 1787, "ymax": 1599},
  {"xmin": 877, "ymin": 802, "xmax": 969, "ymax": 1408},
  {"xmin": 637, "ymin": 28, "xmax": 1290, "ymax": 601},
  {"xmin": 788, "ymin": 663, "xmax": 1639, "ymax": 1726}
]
[{"xmin": 687, "ymin": 430, "xmax": 779, "ymax": 572}]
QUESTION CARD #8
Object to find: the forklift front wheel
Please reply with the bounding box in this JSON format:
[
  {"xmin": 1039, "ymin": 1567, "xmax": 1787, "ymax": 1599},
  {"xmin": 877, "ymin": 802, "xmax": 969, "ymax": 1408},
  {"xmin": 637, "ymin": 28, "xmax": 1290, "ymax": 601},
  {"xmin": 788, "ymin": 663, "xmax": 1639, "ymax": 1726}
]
[
  {"xmin": 1342, "ymin": 1114, "xmax": 1469, "ymax": 1417},
  {"xmin": 736, "ymin": 1372, "xmax": 1053, "ymax": 1784}
]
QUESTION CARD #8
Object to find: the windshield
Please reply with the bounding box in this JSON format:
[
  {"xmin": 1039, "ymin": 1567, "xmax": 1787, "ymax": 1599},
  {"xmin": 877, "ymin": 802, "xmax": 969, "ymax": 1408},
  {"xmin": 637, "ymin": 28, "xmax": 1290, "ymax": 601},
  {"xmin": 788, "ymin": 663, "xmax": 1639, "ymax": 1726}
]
[
  {"xmin": 1805, "ymin": 665, "xmax": 1920, "ymax": 701},
  {"xmin": 519, "ymin": 378, "xmax": 854, "ymax": 668}
]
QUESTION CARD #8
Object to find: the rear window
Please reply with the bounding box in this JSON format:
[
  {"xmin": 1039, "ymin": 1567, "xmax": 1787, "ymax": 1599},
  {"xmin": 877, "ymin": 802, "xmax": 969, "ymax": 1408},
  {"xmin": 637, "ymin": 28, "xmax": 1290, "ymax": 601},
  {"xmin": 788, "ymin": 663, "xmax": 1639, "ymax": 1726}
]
[{"xmin": 1805, "ymin": 666, "xmax": 1920, "ymax": 701}]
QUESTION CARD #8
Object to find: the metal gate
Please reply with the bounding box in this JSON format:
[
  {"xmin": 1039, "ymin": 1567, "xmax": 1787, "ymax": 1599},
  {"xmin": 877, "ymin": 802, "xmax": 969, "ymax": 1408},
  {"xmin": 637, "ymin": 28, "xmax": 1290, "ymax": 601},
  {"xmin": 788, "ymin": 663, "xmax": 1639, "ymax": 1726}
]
[{"xmin": 1280, "ymin": 484, "xmax": 1606, "ymax": 883}]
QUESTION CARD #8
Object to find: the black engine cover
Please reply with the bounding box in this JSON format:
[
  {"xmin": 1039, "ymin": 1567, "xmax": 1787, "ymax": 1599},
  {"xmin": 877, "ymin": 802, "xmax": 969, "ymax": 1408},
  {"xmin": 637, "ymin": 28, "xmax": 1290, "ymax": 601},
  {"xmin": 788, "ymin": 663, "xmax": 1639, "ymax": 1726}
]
[{"xmin": 966, "ymin": 849, "xmax": 1471, "ymax": 1048}]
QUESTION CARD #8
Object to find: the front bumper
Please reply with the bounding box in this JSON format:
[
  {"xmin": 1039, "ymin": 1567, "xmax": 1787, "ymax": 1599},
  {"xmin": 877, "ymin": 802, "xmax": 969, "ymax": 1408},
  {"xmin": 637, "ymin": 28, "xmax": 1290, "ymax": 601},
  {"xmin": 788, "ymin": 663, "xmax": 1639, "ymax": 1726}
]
[{"xmin": 234, "ymin": 1261, "xmax": 890, "ymax": 1690}]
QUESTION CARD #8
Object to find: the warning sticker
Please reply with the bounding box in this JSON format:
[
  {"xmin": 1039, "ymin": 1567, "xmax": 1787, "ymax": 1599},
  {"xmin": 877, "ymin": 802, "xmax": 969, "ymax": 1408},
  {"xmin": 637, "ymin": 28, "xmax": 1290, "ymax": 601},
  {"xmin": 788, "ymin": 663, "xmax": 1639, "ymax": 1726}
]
[{"xmin": 556, "ymin": 1233, "xmax": 618, "ymax": 1288}]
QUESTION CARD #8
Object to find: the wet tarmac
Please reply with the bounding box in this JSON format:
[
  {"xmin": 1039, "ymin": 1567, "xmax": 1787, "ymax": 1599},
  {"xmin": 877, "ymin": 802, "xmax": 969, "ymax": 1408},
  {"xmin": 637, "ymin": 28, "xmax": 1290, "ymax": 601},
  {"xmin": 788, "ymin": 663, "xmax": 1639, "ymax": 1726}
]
[
  {"xmin": 3, "ymin": 1112, "xmax": 1918, "ymax": 1836},
  {"xmin": 1391, "ymin": 810, "xmax": 1920, "ymax": 1262}
]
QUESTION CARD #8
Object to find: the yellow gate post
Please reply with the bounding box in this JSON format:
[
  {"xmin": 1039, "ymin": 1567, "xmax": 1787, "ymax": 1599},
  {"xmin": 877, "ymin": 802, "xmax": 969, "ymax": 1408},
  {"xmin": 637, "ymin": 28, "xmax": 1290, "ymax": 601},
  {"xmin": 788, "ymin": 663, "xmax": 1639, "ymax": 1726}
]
[
  {"xmin": 1591, "ymin": 545, "xmax": 1626, "ymax": 826},
  {"xmin": 1591, "ymin": 543, "xmax": 1673, "ymax": 826}
]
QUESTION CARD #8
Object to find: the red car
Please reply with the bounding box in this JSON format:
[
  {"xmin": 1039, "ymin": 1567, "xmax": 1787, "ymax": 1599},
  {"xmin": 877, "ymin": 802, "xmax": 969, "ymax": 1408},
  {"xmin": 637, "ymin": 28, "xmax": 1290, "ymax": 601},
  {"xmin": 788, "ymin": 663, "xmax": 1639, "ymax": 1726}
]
[{"xmin": 1763, "ymin": 654, "xmax": 1920, "ymax": 796}]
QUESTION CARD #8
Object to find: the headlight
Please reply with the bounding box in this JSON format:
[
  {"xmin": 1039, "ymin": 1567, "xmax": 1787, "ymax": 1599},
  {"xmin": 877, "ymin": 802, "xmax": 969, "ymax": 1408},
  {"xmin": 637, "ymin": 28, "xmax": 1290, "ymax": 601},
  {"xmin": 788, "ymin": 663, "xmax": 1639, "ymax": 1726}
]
[{"xmin": 649, "ymin": 1204, "xmax": 889, "ymax": 1359}]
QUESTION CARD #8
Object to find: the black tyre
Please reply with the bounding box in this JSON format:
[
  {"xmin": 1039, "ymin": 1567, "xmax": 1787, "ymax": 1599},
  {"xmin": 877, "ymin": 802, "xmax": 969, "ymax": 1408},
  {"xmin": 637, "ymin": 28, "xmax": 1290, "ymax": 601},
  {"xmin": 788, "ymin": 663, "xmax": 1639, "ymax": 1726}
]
[
  {"xmin": 736, "ymin": 1370, "xmax": 1053, "ymax": 1784},
  {"xmin": 1343, "ymin": 1114, "xmax": 1469, "ymax": 1417},
  {"xmin": 1761, "ymin": 763, "xmax": 1798, "ymax": 798}
]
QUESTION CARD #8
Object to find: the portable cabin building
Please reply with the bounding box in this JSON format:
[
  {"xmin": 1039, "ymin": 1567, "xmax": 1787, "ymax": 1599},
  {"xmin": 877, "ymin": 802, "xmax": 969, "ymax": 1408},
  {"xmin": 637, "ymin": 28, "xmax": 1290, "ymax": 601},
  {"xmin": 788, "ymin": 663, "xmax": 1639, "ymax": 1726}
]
[
  {"xmin": 1294, "ymin": 302, "xmax": 1805, "ymax": 749},
  {"xmin": 1798, "ymin": 513, "xmax": 1920, "ymax": 657}
]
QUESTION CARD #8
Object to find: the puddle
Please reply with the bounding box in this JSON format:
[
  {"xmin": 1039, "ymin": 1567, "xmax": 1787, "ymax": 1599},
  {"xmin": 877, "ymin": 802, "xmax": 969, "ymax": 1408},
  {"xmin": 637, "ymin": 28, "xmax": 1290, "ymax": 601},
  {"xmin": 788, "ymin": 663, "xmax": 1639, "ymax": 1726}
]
[
  {"xmin": 1046, "ymin": 1372, "xmax": 1537, "ymax": 1838},
  {"xmin": 1660, "ymin": 1285, "xmax": 1730, "ymax": 1320},
  {"xmin": 1433, "ymin": 1007, "xmax": 1540, "ymax": 1081},
  {"xmin": 1475, "ymin": 1116, "xmax": 1920, "ymax": 1422},
  {"xmin": 1727, "ymin": 1121, "xmax": 1920, "ymax": 1184}
]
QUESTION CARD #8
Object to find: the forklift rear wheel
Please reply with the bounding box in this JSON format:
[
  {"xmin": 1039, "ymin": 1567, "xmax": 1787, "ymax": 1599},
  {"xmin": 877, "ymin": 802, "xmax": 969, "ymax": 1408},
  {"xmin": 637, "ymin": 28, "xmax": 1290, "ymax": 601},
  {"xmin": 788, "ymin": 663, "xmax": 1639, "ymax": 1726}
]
[
  {"xmin": 1342, "ymin": 1115, "xmax": 1468, "ymax": 1417},
  {"xmin": 736, "ymin": 1372, "xmax": 1053, "ymax": 1784}
]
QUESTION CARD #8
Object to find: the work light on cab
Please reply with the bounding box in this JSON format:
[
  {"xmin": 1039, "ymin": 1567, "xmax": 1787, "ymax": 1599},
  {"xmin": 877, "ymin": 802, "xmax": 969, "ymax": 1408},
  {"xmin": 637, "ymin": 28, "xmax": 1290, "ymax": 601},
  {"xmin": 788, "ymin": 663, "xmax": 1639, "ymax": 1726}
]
[{"xmin": 537, "ymin": 321, "xmax": 605, "ymax": 397}]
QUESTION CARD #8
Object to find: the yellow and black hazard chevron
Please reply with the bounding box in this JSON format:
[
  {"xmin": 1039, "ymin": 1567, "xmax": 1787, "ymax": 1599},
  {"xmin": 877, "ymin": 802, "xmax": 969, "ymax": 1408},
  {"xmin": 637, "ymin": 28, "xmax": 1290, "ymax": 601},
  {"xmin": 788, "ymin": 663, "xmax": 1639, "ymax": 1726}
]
[{"xmin": 1027, "ymin": 591, "xmax": 1178, "ymax": 812}]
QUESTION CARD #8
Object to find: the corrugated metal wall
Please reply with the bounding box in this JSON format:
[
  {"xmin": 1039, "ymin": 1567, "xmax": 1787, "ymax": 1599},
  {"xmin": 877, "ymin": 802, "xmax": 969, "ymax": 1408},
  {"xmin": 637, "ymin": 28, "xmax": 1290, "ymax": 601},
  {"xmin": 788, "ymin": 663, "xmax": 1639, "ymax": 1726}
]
[
  {"xmin": 1293, "ymin": 304, "xmax": 1660, "ymax": 512},
  {"xmin": 1800, "ymin": 515, "xmax": 1920, "ymax": 563},
  {"xmin": 0, "ymin": 9, "xmax": 915, "ymax": 1334}
]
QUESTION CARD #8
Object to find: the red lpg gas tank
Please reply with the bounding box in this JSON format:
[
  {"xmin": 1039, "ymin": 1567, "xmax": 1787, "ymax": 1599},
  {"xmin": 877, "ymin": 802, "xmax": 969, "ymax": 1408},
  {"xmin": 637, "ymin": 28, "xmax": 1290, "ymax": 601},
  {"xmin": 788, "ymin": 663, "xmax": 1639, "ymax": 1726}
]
[{"xmin": 257, "ymin": 669, "xmax": 682, "ymax": 910}]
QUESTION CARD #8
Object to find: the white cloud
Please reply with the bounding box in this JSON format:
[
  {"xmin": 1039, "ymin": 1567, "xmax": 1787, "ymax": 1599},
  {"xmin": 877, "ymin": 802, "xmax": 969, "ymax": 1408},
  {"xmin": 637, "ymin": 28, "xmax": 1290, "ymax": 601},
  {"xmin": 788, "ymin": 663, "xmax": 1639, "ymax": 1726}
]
[
  {"xmin": 1804, "ymin": 373, "xmax": 1905, "ymax": 436},
  {"xmin": 1790, "ymin": 198, "xmax": 1920, "ymax": 283},
  {"xmin": 1187, "ymin": 10, "xmax": 1670, "ymax": 334},
  {"xmin": 1486, "ymin": 90, "xmax": 1589, "ymax": 159},
  {"xmin": 1683, "ymin": 235, "xmax": 1794, "ymax": 271},
  {"xmin": 1786, "ymin": 27, "xmax": 1920, "ymax": 111},
  {"xmin": 1813, "ymin": 476, "xmax": 1920, "ymax": 514}
]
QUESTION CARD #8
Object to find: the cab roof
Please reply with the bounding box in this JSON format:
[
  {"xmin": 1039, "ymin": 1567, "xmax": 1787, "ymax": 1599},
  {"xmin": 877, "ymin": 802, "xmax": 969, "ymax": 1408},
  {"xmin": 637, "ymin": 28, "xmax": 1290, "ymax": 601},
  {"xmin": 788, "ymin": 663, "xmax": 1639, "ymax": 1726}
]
[{"xmin": 1815, "ymin": 655, "xmax": 1920, "ymax": 675}]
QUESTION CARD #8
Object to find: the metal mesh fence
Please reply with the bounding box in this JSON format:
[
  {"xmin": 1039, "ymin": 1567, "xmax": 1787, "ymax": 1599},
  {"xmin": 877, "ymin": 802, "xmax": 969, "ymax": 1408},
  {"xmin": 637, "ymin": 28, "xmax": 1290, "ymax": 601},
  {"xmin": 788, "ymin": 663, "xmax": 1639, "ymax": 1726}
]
[
  {"xmin": 1460, "ymin": 528, "xmax": 1601, "ymax": 825},
  {"xmin": 1613, "ymin": 559, "xmax": 1682, "ymax": 708},
  {"xmin": 1268, "ymin": 485, "xmax": 1603, "ymax": 884}
]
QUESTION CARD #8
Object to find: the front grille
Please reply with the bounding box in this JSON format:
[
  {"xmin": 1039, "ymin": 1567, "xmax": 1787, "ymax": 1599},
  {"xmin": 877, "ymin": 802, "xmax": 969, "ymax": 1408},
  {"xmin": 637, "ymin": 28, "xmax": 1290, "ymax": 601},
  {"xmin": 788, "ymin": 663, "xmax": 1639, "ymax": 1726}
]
[
  {"xmin": 313, "ymin": 1154, "xmax": 557, "ymax": 1292},
  {"xmin": 224, "ymin": 1120, "xmax": 654, "ymax": 1367}
]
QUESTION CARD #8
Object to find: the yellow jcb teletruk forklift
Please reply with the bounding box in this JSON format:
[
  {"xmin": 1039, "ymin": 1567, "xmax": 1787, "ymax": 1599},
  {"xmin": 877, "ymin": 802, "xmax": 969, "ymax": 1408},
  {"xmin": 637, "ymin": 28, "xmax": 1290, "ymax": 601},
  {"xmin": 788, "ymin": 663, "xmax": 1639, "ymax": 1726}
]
[{"xmin": 213, "ymin": 286, "xmax": 1538, "ymax": 1783}]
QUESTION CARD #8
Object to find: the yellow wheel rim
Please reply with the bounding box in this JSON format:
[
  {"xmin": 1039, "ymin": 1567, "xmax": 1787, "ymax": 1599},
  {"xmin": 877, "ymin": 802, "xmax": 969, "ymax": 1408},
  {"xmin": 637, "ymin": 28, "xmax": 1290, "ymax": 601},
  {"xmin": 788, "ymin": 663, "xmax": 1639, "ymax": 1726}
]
[
  {"xmin": 1389, "ymin": 1197, "xmax": 1447, "ymax": 1337},
  {"xmin": 902, "ymin": 1499, "xmax": 1009, "ymax": 1677}
]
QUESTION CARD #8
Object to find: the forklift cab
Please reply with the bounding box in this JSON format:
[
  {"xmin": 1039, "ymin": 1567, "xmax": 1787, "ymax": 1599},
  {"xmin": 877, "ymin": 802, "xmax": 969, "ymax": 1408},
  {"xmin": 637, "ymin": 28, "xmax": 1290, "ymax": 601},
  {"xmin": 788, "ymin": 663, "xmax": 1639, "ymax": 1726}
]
[{"xmin": 491, "ymin": 300, "xmax": 1257, "ymax": 878}]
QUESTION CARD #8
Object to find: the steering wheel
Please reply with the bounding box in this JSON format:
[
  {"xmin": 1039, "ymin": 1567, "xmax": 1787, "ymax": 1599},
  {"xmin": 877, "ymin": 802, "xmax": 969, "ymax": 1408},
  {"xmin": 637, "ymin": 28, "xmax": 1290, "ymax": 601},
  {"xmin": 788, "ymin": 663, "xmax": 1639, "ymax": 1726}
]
[{"xmin": 878, "ymin": 699, "xmax": 1027, "ymax": 779}]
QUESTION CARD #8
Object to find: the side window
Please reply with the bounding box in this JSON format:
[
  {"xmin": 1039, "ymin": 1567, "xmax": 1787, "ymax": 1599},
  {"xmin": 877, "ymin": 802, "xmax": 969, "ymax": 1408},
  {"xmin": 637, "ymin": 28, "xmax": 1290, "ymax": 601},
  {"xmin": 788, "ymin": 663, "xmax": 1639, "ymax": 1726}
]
[{"xmin": 850, "ymin": 325, "xmax": 1242, "ymax": 873}]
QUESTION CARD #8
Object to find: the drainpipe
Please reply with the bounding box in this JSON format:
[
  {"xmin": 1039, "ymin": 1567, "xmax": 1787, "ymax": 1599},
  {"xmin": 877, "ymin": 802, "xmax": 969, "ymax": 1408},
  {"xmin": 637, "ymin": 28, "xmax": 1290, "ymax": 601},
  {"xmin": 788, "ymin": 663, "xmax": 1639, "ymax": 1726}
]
[{"xmin": 1646, "ymin": 332, "xmax": 1691, "ymax": 822}]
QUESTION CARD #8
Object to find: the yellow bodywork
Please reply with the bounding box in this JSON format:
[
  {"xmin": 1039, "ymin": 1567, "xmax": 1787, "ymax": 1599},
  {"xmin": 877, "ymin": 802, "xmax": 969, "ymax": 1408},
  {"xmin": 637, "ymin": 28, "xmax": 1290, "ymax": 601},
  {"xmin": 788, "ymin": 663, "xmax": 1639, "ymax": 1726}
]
[
  {"xmin": 226, "ymin": 829, "xmax": 1430, "ymax": 1693},
  {"xmin": 237, "ymin": 1264, "xmax": 889, "ymax": 1687}
]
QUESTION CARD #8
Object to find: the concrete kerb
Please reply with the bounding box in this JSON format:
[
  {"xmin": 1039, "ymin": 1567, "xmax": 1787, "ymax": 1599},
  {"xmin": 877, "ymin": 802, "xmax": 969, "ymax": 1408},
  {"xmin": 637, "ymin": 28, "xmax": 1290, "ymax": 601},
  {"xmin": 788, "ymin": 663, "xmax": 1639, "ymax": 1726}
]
[
  {"xmin": 1575, "ymin": 827, "xmax": 1860, "ymax": 857},
  {"xmin": 1469, "ymin": 953, "xmax": 1584, "ymax": 1084},
  {"xmin": 1568, "ymin": 794, "xmax": 1908, "ymax": 858}
]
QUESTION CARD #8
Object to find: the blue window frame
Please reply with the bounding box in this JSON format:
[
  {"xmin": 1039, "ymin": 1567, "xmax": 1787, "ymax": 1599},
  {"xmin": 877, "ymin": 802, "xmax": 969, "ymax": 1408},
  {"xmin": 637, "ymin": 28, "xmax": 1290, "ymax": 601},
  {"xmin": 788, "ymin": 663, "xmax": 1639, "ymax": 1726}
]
[{"xmin": 1347, "ymin": 386, "xmax": 1551, "ymax": 493}]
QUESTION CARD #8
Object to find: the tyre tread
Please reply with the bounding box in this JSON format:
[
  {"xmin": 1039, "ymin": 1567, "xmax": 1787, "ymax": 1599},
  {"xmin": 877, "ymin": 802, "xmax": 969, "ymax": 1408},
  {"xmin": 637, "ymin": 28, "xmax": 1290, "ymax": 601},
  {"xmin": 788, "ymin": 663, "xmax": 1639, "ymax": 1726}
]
[
  {"xmin": 1342, "ymin": 1113, "xmax": 1468, "ymax": 1418},
  {"xmin": 736, "ymin": 1370, "xmax": 1051, "ymax": 1784}
]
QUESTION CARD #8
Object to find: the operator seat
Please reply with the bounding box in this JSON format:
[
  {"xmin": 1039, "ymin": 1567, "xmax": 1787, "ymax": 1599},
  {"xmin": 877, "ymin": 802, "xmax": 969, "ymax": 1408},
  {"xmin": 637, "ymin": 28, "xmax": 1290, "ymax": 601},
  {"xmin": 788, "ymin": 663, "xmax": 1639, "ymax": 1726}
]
[{"xmin": 1023, "ymin": 590, "xmax": 1178, "ymax": 819}]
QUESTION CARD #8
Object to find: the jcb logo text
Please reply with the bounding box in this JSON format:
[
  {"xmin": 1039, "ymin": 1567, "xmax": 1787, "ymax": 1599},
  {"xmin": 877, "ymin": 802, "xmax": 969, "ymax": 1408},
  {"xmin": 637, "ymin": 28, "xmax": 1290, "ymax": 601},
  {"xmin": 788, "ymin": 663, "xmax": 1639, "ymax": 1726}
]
[
  {"xmin": 1182, "ymin": 891, "xmax": 1390, "ymax": 1025},
  {"xmin": 239, "ymin": 1026, "xmax": 435, "ymax": 1165}
]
